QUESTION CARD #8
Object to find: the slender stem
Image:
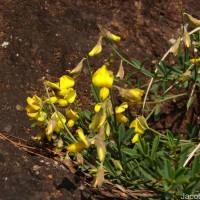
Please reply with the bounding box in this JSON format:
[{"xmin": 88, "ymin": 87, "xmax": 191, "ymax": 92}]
[
  {"xmin": 86, "ymin": 56, "xmax": 100, "ymax": 102},
  {"xmin": 44, "ymin": 85, "xmax": 77, "ymax": 143},
  {"xmin": 146, "ymin": 92, "xmax": 187, "ymax": 120},
  {"xmin": 109, "ymin": 44, "xmax": 140, "ymax": 69},
  {"xmin": 183, "ymin": 143, "xmax": 200, "ymax": 167},
  {"xmin": 142, "ymin": 27, "xmax": 200, "ymax": 113},
  {"xmin": 148, "ymin": 127, "xmax": 191, "ymax": 143},
  {"xmin": 110, "ymin": 88, "xmax": 118, "ymax": 130}
]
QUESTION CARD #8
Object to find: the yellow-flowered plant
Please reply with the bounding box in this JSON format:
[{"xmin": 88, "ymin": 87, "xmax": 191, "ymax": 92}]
[{"xmin": 26, "ymin": 23, "xmax": 200, "ymax": 197}]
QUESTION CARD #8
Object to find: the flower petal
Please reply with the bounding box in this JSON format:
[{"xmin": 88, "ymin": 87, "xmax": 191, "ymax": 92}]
[
  {"xmin": 64, "ymin": 88, "xmax": 77, "ymax": 103},
  {"xmin": 131, "ymin": 134, "xmax": 139, "ymax": 143},
  {"xmin": 99, "ymin": 87, "xmax": 110, "ymax": 101},
  {"xmin": 115, "ymin": 102, "xmax": 128, "ymax": 113},
  {"xmin": 45, "ymin": 81, "xmax": 60, "ymax": 90},
  {"xmin": 67, "ymin": 141, "xmax": 88, "ymax": 153},
  {"xmin": 89, "ymin": 37, "xmax": 102, "ymax": 56},
  {"xmin": 116, "ymin": 113, "xmax": 128, "ymax": 123},
  {"xmin": 59, "ymin": 75, "xmax": 75, "ymax": 89},
  {"xmin": 92, "ymin": 65, "xmax": 114, "ymax": 88},
  {"xmin": 130, "ymin": 117, "xmax": 146, "ymax": 134},
  {"xmin": 76, "ymin": 127, "xmax": 89, "ymax": 147}
]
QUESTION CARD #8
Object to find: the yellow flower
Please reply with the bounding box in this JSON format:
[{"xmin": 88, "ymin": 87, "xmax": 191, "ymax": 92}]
[
  {"xmin": 99, "ymin": 87, "xmax": 110, "ymax": 101},
  {"xmin": 26, "ymin": 95, "xmax": 42, "ymax": 119},
  {"xmin": 94, "ymin": 102, "xmax": 128, "ymax": 123},
  {"xmin": 59, "ymin": 75, "xmax": 75, "ymax": 90},
  {"xmin": 131, "ymin": 133, "xmax": 139, "ymax": 143},
  {"xmin": 92, "ymin": 65, "xmax": 114, "ymax": 88},
  {"xmin": 115, "ymin": 102, "xmax": 128, "ymax": 123},
  {"xmin": 116, "ymin": 113, "xmax": 128, "ymax": 123},
  {"xmin": 116, "ymin": 86, "xmax": 144, "ymax": 102},
  {"xmin": 57, "ymin": 88, "xmax": 77, "ymax": 107},
  {"xmin": 76, "ymin": 127, "xmax": 89, "ymax": 147},
  {"xmin": 115, "ymin": 102, "xmax": 128, "ymax": 113},
  {"xmin": 67, "ymin": 141, "xmax": 88, "ymax": 153},
  {"xmin": 66, "ymin": 109, "xmax": 79, "ymax": 128},
  {"xmin": 89, "ymin": 37, "xmax": 102, "ymax": 56},
  {"xmin": 94, "ymin": 102, "xmax": 103, "ymax": 113},
  {"xmin": 45, "ymin": 75, "xmax": 75, "ymax": 97},
  {"xmin": 190, "ymin": 58, "xmax": 200, "ymax": 67},
  {"xmin": 130, "ymin": 116, "xmax": 148, "ymax": 143},
  {"xmin": 130, "ymin": 117, "xmax": 146, "ymax": 135},
  {"xmin": 89, "ymin": 106, "xmax": 107, "ymax": 130},
  {"xmin": 104, "ymin": 29, "xmax": 121, "ymax": 42},
  {"xmin": 67, "ymin": 127, "xmax": 89, "ymax": 153}
]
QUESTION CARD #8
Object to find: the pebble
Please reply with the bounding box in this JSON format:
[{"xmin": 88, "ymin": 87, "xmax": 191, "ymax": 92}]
[
  {"xmin": 1, "ymin": 41, "xmax": 9, "ymax": 48},
  {"xmin": 16, "ymin": 104, "xmax": 24, "ymax": 111},
  {"xmin": 3, "ymin": 125, "xmax": 12, "ymax": 132}
]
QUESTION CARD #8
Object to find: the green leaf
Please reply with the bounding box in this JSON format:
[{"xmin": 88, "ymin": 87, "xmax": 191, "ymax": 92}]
[
  {"xmin": 175, "ymin": 175, "xmax": 190, "ymax": 185},
  {"xmin": 138, "ymin": 165, "xmax": 157, "ymax": 182},
  {"xmin": 163, "ymin": 160, "xmax": 174, "ymax": 179},
  {"xmin": 81, "ymin": 109, "xmax": 92, "ymax": 121},
  {"xmin": 192, "ymin": 156, "xmax": 200, "ymax": 176},
  {"xmin": 187, "ymin": 96, "xmax": 194, "ymax": 111},
  {"xmin": 154, "ymin": 104, "xmax": 161, "ymax": 121},
  {"xmin": 119, "ymin": 128, "xmax": 134, "ymax": 145},
  {"xmin": 131, "ymin": 59, "xmax": 141, "ymax": 69},
  {"xmin": 179, "ymin": 144, "xmax": 192, "ymax": 166},
  {"xmin": 121, "ymin": 148, "xmax": 141, "ymax": 158},
  {"xmin": 136, "ymin": 136, "xmax": 147, "ymax": 155},
  {"xmin": 140, "ymin": 67, "xmax": 155, "ymax": 78},
  {"xmin": 90, "ymin": 84, "xmax": 99, "ymax": 102},
  {"xmin": 174, "ymin": 167, "xmax": 186, "ymax": 180},
  {"xmin": 150, "ymin": 135, "xmax": 160, "ymax": 159},
  {"xmin": 156, "ymin": 61, "xmax": 169, "ymax": 77},
  {"xmin": 117, "ymin": 124, "xmax": 125, "ymax": 146}
]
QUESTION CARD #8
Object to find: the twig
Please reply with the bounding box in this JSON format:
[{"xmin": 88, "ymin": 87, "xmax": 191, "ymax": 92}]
[
  {"xmin": 183, "ymin": 143, "xmax": 200, "ymax": 167},
  {"xmin": 142, "ymin": 27, "xmax": 200, "ymax": 112}
]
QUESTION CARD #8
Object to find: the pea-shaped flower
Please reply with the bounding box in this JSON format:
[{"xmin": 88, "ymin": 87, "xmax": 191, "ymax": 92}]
[
  {"xmin": 67, "ymin": 128, "xmax": 89, "ymax": 153},
  {"xmin": 92, "ymin": 65, "xmax": 114, "ymax": 88},
  {"xmin": 66, "ymin": 109, "xmax": 79, "ymax": 128},
  {"xmin": 116, "ymin": 86, "xmax": 144, "ymax": 103},
  {"xmin": 26, "ymin": 95, "xmax": 42, "ymax": 119},
  {"xmin": 130, "ymin": 116, "xmax": 148, "ymax": 143}
]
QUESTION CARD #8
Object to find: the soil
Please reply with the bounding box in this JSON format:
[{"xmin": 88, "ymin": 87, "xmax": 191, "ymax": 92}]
[{"xmin": 0, "ymin": 1, "xmax": 200, "ymax": 200}]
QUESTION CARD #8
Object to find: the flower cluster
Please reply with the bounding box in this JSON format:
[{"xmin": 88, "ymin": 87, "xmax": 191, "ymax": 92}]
[{"xmin": 26, "ymin": 28, "xmax": 147, "ymax": 188}]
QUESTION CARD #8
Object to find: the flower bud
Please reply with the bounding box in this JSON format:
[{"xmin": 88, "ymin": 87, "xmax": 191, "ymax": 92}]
[{"xmin": 89, "ymin": 37, "xmax": 102, "ymax": 56}]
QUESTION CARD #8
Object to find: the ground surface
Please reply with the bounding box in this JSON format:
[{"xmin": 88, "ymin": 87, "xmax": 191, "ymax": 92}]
[{"xmin": 0, "ymin": 1, "xmax": 200, "ymax": 200}]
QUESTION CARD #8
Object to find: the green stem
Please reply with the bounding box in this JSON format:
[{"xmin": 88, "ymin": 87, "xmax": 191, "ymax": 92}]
[
  {"xmin": 142, "ymin": 27, "xmax": 200, "ymax": 113},
  {"xmin": 44, "ymin": 85, "xmax": 77, "ymax": 143},
  {"xmin": 109, "ymin": 88, "xmax": 118, "ymax": 130},
  {"xmin": 148, "ymin": 127, "xmax": 191, "ymax": 143},
  {"xmin": 86, "ymin": 56, "xmax": 100, "ymax": 102},
  {"xmin": 146, "ymin": 92, "xmax": 187, "ymax": 120}
]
